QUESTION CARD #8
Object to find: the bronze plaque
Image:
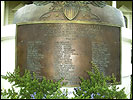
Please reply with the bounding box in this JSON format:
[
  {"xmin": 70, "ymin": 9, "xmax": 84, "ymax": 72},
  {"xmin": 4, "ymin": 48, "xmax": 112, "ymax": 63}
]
[{"xmin": 16, "ymin": 22, "xmax": 121, "ymax": 86}]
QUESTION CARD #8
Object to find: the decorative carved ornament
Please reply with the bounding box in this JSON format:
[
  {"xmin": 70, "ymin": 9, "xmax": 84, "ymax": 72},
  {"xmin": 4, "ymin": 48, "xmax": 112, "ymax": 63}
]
[{"xmin": 33, "ymin": 1, "xmax": 106, "ymax": 20}]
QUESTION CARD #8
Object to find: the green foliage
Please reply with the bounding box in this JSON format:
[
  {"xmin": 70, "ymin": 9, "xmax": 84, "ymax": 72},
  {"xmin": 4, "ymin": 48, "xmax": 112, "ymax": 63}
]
[
  {"xmin": 131, "ymin": 75, "xmax": 132, "ymax": 99},
  {"xmin": 1, "ymin": 67, "xmax": 67, "ymax": 99},
  {"xmin": 73, "ymin": 61, "xmax": 127, "ymax": 99},
  {"xmin": 46, "ymin": 89, "xmax": 69, "ymax": 99},
  {"xmin": 1, "ymin": 62, "xmax": 128, "ymax": 99}
]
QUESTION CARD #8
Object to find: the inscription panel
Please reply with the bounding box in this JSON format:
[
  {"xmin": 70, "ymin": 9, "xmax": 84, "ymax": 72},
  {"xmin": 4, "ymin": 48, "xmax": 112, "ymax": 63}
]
[
  {"xmin": 27, "ymin": 41, "xmax": 44, "ymax": 78},
  {"xmin": 92, "ymin": 42, "xmax": 110, "ymax": 75},
  {"xmin": 17, "ymin": 23, "xmax": 121, "ymax": 86}
]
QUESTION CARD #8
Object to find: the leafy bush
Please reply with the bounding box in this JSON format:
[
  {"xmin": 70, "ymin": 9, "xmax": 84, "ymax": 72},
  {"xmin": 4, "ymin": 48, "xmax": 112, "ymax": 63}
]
[
  {"xmin": 1, "ymin": 67, "xmax": 68, "ymax": 99},
  {"xmin": 131, "ymin": 75, "xmax": 132, "ymax": 99},
  {"xmin": 72, "ymin": 62, "xmax": 127, "ymax": 99},
  {"xmin": 1, "ymin": 62, "xmax": 128, "ymax": 99}
]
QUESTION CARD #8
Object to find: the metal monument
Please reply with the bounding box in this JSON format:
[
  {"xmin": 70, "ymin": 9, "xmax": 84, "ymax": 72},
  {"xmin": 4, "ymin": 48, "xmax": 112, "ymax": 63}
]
[{"xmin": 14, "ymin": 1, "xmax": 125, "ymax": 86}]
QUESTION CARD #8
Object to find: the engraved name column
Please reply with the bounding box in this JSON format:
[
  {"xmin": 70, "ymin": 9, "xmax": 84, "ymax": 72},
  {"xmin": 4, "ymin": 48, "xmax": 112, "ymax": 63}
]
[{"xmin": 27, "ymin": 41, "xmax": 44, "ymax": 78}]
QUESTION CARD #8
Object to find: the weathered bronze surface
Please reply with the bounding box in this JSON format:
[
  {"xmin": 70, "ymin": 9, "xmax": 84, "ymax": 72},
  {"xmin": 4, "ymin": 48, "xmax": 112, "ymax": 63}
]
[
  {"xmin": 14, "ymin": 1, "xmax": 124, "ymax": 86},
  {"xmin": 16, "ymin": 22, "xmax": 121, "ymax": 86},
  {"xmin": 13, "ymin": 1, "xmax": 124, "ymax": 27}
]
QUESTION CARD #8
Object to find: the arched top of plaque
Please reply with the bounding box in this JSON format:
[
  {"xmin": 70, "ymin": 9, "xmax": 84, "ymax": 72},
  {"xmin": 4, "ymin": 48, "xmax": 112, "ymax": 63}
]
[{"xmin": 13, "ymin": 1, "xmax": 125, "ymax": 27}]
